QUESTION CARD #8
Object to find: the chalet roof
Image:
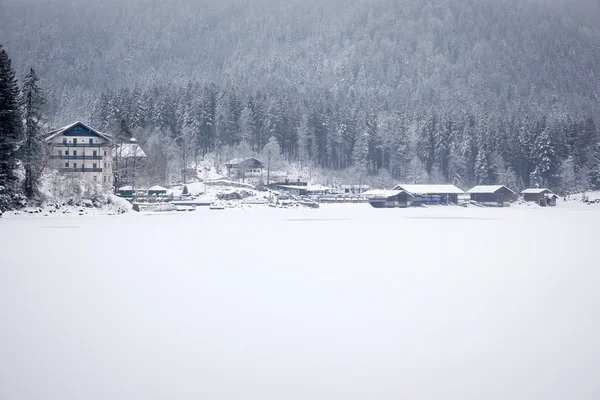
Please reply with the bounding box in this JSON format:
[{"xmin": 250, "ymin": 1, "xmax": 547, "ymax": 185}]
[
  {"xmin": 115, "ymin": 142, "xmax": 147, "ymax": 158},
  {"xmin": 467, "ymin": 185, "xmax": 515, "ymax": 194},
  {"xmin": 148, "ymin": 185, "xmax": 168, "ymax": 191},
  {"xmin": 225, "ymin": 157, "xmax": 265, "ymax": 167},
  {"xmin": 392, "ymin": 184, "xmax": 464, "ymax": 194},
  {"xmin": 119, "ymin": 185, "xmax": 133, "ymax": 191},
  {"xmin": 45, "ymin": 121, "xmax": 112, "ymax": 142},
  {"xmin": 521, "ymin": 188, "xmax": 552, "ymax": 194},
  {"xmin": 545, "ymin": 193, "xmax": 559, "ymax": 199},
  {"xmin": 363, "ymin": 189, "xmax": 414, "ymax": 199}
]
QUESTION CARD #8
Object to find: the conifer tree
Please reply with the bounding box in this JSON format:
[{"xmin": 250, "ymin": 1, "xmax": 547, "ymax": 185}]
[
  {"xmin": 0, "ymin": 45, "xmax": 23, "ymax": 209},
  {"xmin": 20, "ymin": 67, "xmax": 46, "ymax": 198}
]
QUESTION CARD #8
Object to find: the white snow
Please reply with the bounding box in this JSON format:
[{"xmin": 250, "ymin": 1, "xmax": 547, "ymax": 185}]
[
  {"xmin": 467, "ymin": 185, "xmax": 515, "ymax": 194},
  {"xmin": 393, "ymin": 184, "xmax": 464, "ymax": 194},
  {"xmin": 362, "ymin": 189, "xmax": 403, "ymax": 198},
  {"xmin": 1, "ymin": 205, "xmax": 600, "ymax": 400},
  {"xmin": 148, "ymin": 185, "xmax": 167, "ymax": 191},
  {"xmin": 521, "ymin": 188, "xmax": 552, "ymax": 194}
]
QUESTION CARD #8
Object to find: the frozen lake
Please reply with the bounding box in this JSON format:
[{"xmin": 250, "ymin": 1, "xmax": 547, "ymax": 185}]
[{"xmin": 1, "ymin": 205, "xmax": 599, "ymax": 400}]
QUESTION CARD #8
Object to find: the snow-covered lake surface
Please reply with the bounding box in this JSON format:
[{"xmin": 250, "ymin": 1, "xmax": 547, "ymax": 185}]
[{"xmin": 1, "ymin": 205, "xmax": 599, "ymax": 400}]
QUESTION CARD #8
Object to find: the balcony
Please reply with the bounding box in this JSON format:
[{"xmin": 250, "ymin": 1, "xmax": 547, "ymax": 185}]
[
  {"xmin": 51, "ymin": 155, "xmax": 103, "ymax": 160},
  {"xmin": 59, "ymin": 142, "xmax": 106, "ymax": 148},
  {"xmin": 58, "ymin": 168, "xmax": 103, "ymax": 173}
]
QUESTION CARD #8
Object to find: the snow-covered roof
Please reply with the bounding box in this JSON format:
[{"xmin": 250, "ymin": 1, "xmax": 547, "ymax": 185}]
[
  {"xmin": 467, "ymin": 185, "xmax": 515, "ymax": 194},
  {"xmin": 114, "ymin": 142, "xmax": 147, "ymax": 158},
  {"xmin": 363, "ymin": 189, "xmax": 400, "ymax": 198},
  {"xmin": 148, "ymin": 185, "xmax": 167, "ymax": 191},
  {"xmin": 305, "ymin": 185, "xmax": 331, "ymax": 192},
  {"xmin": 119, "ymin": 185, "xmax": 133, "ymax": 191},
  {"xmin": 392, "ymin": 184, "xmax": 464, "ymax": 194},
  {"xmin": 521, "ymin": 188, "xmax": 552, "ymax": 194},
  {"xmin": 225, "ymin": 157, "xmax": 265, "ymax": 167},
  {"xmin": 341, "ymin": 184, "xmax": 369, "ymax": 189},
  {"xmin": 45, "ymin": 121, "xmax": 112, "ymax": 142},
  {"xmin": 277, "ymin": 185, "xmax": 309, "ymax": 190}
]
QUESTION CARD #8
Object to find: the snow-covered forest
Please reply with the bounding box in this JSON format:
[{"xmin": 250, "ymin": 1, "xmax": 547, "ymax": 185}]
[{"xmin": 1, "ymin": 0, "xmax": 600, "ymax": 196}]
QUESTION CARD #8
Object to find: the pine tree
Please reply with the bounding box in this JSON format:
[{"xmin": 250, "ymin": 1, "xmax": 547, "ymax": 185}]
[
  {"xmin": 20, "ymin": 68, "xmax": 46, "ymax": 198},
  {"xmin": 0, "ymin": 45, "xmax": 23, "ymax": 210}
]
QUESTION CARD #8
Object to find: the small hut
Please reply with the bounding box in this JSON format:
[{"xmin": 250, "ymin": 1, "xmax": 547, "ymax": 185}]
[
  {"xmin": 364, "ymin": 190, "xmax": 415, "ymax": 208},
  {"xmin": 148, "ymin": 185, "xmax": 168, "ymax": 196},
  {"xmin": 467, "ymin": 185, "xmax": 515, "ymax": 207},
  {"xmin": 392, "ymin": 184, "xmax": 464, "ymax": 205},
  {"xmin": 118, "ymin": 185, "xmax": 134, "ymax": 197},
  {"xmin": 521, "ymin": 188, "xmax": 558, "ymax": 206}
]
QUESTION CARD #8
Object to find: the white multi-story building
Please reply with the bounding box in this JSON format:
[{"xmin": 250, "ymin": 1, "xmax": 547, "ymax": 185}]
[{"xmin": 45, "ymin": 121, "xmax": 114, "ymax": 186}]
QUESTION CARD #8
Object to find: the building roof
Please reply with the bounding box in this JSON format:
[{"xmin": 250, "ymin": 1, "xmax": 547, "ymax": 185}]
[
  {"xmin": 521, "ymin": 188, "xmax": 552, "ymax": 194},
  {"xmin": 114, "ymin": 142, "xmax": 147, "ymax": 158},
  {"xmin": 305, "ymin": 185, "xmax": 331, "ymax": 192},
  {"xmin": 363, "ymin": 189, "xmax": 414, "ymax": 199},
  {"xmin": 148, "ymin": 185, "xmax": 168, "ymax": 191},
  {"xmin": 392, "ymin": 184, "xmax": 464, "ymax": 194},
  {"xmin": 277, "ymin": 185, "xmax": 309, "ymax": 190},
  {"xmin": 545, "ymin": 193, "xmax": 559, "ymax": 199},
  {"xmin": 119, "ymin": 185, "xmax": 133, "ymax": 191},
  {"xmin": 45, "ymin": 121, "xmax": 112, "ymax": 142},
  {"xmin": 225, "ymin": 157, "xmax": 265, "ymax": 168},
  {"xmin": 467, "ymin": 185, "xmax": 516, "ymax": 194},
  {"xmin": 341, "ymin": 184, "xmax": 370, "ymax": 189}
]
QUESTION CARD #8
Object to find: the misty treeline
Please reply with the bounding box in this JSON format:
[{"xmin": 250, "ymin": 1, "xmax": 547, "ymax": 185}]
[
  {"xmin": 91, "ymin": 83, "xmax": 600, "ymax": 193},
  {"xmin": 2, "ymin": 0, "xmax": 599, "ymax": 118}
]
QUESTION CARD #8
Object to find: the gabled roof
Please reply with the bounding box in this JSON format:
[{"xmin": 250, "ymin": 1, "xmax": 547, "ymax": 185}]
[
  {"xmin": 521, "ymin": 188, "xmax": 553, "ymax": 194},
  {"xmin": 225, "ymin": 157, "xmax": 265, "ymax": 168},
  {"xmin": 392, "ymin": 184, "xmax": 464, "ymax": 194},
  {"xmin": 115, "ymin": 142, "xmax": 146, "ymax": 158},
  {"xmin": 467, "ymin": 185, "xmax": 515, "ymax": 194},
  {"xmin": 119, "ymin": 185, "xmax": 133, "ymax": 191},
  {"xmin": 45, "ymin": 121, "xmax": 112, "ymax": 142},
  {"xmin": 363, "ymin": 189, "xmax": 414, "ymax": 199}
]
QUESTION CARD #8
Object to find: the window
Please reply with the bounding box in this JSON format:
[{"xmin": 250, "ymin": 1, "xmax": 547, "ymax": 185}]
[
  {"xmin": 63, "ymin": 138, "xmax": 67, "ymax": 144},
  {"xmin": 65, "ymin": 162, "xmax": 69, "ymax": 168},
  {"xmin": 104, "ymin": 151, "xmax": 107, "ymax": 156},
  {"xmin": 81, "ymin": 164, "xmax": 85, "ymax": 170},
  {"xmin": 93, "ymin": 163, "xmax": 97, "ymax": 169},
  {"xmin": 103, "ymin": 176, "xmax": 106, "ymax": 182},
  {"xmin": 73, "ymin": 163, "xmax": 77, "ymax": 168},
  {"xmin": 73, "ymin": 138, "xmax": 77, "ymax": 144},
  {"xmin": 93, "ymin": 176, "xmax": 97, "ymax": 181},
  {"xmin": 73, "ymin": 150, "xmax": 77, "ymax": 157},
  {"xmin": 93, "ymin": 151, "xmax": 97, "ymax": 157},
  {"xmin": 89, "ymin": 139, "xmax": 93, "ymax": 144},
  {"xmin": 65, "ymin": 150, "xmax": 69, "ymax": 156},
  {"xmin": 58, "ymin": 150, "xmax": 62, "ymax": 156}
]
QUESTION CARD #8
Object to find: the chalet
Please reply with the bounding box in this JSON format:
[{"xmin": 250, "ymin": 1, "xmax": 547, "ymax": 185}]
[
  {"xmin": 521, "ymin": 188, "xmax": 558, "ymax": 206},
  {"xmin": 392, "ymin": 184, "xmax": 464, "ymax": 205},
  {"xmin": 467, "ymin": 185, "xmax": 516, "ymax": 207},
  {"xmin": 45, "ymin": 121, "xmax": 113, "ymax": 185},
  {"xmin": 364, "ymin": 189, "xmax": 415, "ymax": 208},
  {"xmin": 225, "ymin": 157, "xmax": 265, "ymax": 178},
  {"xmin": 114, "ymin": 139, "xmax": 147, "ymax": 187}
]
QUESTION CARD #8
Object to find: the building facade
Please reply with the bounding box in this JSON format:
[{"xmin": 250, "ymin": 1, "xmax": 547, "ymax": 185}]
[{"xmin": 45, "ymin": 122, "xmax": 113, "ymax": 185}]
